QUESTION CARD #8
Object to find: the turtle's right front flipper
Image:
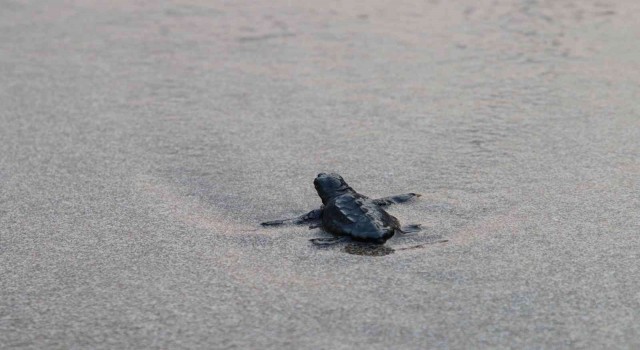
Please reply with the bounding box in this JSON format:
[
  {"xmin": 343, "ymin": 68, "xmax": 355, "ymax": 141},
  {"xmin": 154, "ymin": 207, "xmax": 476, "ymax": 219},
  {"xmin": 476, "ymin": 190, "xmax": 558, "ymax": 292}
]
[
  {"xmin": 373, "ymin": 193, "xmax": 421, "ymax": 206},
  {"xmin": 261, "ymin": 208, "xmax": 322, "ymax": 226}
]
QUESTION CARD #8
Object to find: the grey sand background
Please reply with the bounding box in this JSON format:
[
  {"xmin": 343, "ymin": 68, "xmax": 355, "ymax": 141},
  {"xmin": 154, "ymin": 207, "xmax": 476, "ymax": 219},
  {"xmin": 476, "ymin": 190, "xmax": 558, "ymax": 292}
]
[{"xmin": 1, "ymin": 0, "xmax": 640, "ymax": 348}]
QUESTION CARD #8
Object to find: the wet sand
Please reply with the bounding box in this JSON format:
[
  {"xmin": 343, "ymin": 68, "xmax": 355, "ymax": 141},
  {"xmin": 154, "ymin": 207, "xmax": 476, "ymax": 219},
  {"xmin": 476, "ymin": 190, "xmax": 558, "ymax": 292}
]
[{"xmin": 1, "ymin": 0, "xmax": 639, "ymax": 348}]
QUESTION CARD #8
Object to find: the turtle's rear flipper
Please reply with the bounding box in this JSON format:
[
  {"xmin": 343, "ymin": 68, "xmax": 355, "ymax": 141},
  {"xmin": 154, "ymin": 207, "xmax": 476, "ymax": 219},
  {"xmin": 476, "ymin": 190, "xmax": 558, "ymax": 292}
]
[
  {"xmin": 310, "ymin": 236, "xmax": 349, "ymax": 246},
  {"xmin": 399, "ymin": 224, "xmax": 422, "ymax": 234},
  {"xmin": 261, "ymin": 219, "xmax": 289, "ymax": 226},
  {"xmin": 373, "ymin": 193, "xmax": 421, "ymax": 206},
  {"xmin": 261, "ymin": 208, "xmax": 322, "ymax": 226}
]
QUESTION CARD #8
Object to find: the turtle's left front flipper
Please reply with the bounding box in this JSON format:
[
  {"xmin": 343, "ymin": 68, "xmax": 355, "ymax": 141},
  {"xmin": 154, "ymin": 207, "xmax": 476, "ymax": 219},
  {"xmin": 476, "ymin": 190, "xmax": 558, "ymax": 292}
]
[
  {"xmin": 373, "ymin": 193, "xmax": 421, "ymax": 206},
  {"xmin": 261, "ymin": 208, "xmax": 322, "ymax": 226}
]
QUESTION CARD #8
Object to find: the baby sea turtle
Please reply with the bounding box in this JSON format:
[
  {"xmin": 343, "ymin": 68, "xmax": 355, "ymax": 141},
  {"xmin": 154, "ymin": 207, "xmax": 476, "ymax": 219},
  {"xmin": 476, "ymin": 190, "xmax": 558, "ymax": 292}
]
[{"xmin": 261, "ymin": 173, "xmax": 423, "ymax": 245}]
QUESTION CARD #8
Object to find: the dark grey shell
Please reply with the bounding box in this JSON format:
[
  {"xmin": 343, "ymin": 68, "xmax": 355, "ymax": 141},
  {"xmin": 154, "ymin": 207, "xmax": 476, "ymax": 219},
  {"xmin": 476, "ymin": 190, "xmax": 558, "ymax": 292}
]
[{"xmin": 320, "ymin": 190, "xmax": 402, "ymax": 244}]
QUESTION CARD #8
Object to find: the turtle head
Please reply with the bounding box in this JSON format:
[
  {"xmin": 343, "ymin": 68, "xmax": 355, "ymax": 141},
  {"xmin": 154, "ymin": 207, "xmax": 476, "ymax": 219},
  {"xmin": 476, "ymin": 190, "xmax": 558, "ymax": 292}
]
[{"xmin": 314, "ymin": 173, "xmax": 352, "ymax": 204}]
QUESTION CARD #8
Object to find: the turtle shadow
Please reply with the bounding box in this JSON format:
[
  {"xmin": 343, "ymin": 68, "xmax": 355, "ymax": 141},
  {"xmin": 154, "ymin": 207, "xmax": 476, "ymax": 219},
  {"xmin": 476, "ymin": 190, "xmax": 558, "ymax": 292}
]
[
  {"xmin": 341, "ymin": 239, "xmax": 449, "ymax": 256},
  {"xmin": 343, "ymin": 242, "xmax": 396, "ymax": 256},
  {"xmin": 310, "ymin": 236, "xmax": 448, "ymax": 256},
  {"xmin": 308, "ymin": 226, "xmax": 448, "ymax": 257},
  {"xmin": 309, "ymin": 234, "xmax": 396, "ymax": 256}
]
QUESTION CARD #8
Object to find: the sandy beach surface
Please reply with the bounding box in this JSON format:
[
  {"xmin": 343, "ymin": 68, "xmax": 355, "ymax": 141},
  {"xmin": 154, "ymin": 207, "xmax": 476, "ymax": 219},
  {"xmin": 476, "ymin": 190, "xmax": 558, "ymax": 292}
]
[{"xmin": 1, "ymin": 0, "xmax": 639, "ymax": 348}]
